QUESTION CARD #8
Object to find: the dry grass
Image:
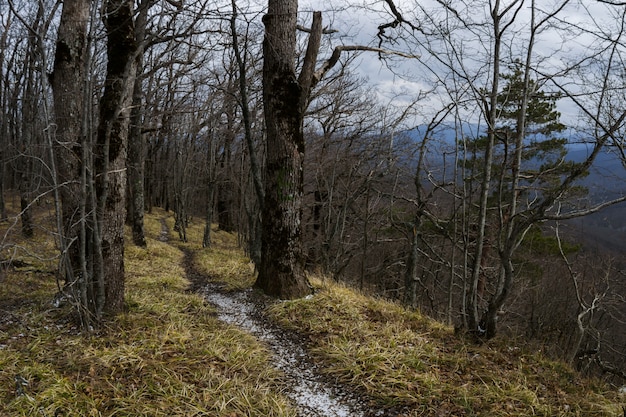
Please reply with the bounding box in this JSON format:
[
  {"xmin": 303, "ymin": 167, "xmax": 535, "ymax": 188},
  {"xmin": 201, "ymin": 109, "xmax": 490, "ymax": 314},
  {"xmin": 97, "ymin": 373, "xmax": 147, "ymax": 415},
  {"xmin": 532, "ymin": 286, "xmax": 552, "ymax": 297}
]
[
  {"xmin": 267, "ymin": 278, "xmax": 625, "ymax": 416},
  {"xmin": 1, "ymin": 200, "xmax": 623, "ymax": 416},
  {"xmin": 161, "ymin": 213, "xmax": 256, "ymax": 290},
  {"xmin": 0, "ymin": 205, "xmax": 295, "ymax": 417}
]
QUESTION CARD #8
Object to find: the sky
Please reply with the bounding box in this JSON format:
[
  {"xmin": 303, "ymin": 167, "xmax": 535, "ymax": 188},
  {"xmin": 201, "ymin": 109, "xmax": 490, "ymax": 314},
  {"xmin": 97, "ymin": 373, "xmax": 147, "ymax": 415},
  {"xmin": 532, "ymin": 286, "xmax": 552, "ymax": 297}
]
[{"xmin": 296, "ymin": 0, "xmax": 626, "ymax": 131}]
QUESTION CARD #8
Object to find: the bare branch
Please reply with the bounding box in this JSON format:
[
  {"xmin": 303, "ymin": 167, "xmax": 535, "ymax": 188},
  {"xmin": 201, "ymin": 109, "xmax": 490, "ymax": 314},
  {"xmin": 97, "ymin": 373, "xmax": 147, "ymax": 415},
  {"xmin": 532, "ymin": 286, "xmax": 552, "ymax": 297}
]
[
  {"xmin": 296, "ymin": 24, "xmax": 337, "ymax": 34},
  {"xmin": 312, "ymin": 45, "xmax": 419, "ymax": 89},
  {"xmin": 543, "ymin": 196, "xmax": 626, "ymax": 220},
  {"xmin": 298, "ymin": 11, "xmax": 323, "ymax": 112},
  {"xmin": 596, "ymin": 0, "xmax": 626, "ymax": 5},
  {"xmin": 376, "ymin": 0, "xmax": 428, "ymax": 47}
]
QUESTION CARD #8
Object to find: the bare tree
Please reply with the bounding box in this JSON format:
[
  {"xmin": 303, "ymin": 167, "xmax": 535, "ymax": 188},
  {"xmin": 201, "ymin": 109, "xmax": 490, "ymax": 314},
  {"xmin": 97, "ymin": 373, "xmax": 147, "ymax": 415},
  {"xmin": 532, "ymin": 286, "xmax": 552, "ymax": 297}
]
[
  {"xmin": 50, "ymin": 0, "xmax": 93, "ymax": 326},
  {"xmin": 0, "ymin": 2, "xmax": 11, "ymax": 221},
  {"xmin": 255, "ymin": 2, "xmax": 315, "ymax": 298},
  {"xmin": 93, "ymin": 0, "xmax": 137, "ymax": 315},
  {"xmin": 257, "ymin": 3, "xmax": 414, "ymax": 298},
  {"xmin": 373, "ymin": 0, "xmax": 626, "ymax": 340},
  {"xmin": 126, "ymin": 0, "xmax": 155, "ymax": 248}
]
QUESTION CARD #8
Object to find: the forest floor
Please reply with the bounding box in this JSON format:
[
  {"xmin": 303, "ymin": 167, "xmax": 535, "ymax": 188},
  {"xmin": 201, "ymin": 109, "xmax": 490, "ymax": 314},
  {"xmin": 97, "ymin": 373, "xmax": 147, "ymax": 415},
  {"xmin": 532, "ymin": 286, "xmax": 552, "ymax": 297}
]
[
  {"xmin": 0, "ymin": 204, "xmax": 624, "ymax": 416},
  {"xmin": 176, "ymin": 216, "xmax": 383, "ymax": 417},
  {"xmin": 183, "ymin": 249, "xmax": 379, "ymax": 417}
]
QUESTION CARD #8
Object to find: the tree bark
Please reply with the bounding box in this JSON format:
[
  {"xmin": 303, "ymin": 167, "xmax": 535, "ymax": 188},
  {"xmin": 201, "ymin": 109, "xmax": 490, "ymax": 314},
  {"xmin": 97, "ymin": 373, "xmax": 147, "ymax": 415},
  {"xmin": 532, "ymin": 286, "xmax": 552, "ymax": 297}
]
[
  {"xmin": 465, "ymin": 0, "xmax": 503, "ymax": 334},
  {"xmin": 126, "ymin": 0, "xmax": 152, "ymax": 248},
  {"xmin": 0, "ymin": 12, "xmax": 9, "ymax": 222},
  {"xmin": 404, "ymin": 219, "xmax": 421, "ymax": 308},
  {"xmin": 203, "ymin": 129, "xmax": 217, "ymax": 248},
  {"xmin": 19, "ymin": 19, "xmax": 39, "ymax": 238},
  {"xmin": 127, "ymin": 72, "xmax": 147, "ymax": 247},
  {"xmin": 230, "ymin": 0, "xmax": 264, "ymax": 262},
  {"xmin": 96, "ymin": 0, "xmax": 137, "ymax": 315},
  {"xmin": 256, "ymin": 1, "xmax": 313, "ymax": 299},
  {"xmin": 217, "ymin": 97, "xmax": 235, "ymax": 233},
  {"xmin": 51, "ymin": 0, "xmax": 90, "ymax": 289}
]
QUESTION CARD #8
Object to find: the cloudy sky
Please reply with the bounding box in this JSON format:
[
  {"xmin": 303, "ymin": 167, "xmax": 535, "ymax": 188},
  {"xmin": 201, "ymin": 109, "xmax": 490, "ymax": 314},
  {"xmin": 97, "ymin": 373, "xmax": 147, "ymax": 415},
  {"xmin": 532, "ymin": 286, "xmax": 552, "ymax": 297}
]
[{"xmin": 296, "ymin": 0, "xmax": 626, "ymax": 130}]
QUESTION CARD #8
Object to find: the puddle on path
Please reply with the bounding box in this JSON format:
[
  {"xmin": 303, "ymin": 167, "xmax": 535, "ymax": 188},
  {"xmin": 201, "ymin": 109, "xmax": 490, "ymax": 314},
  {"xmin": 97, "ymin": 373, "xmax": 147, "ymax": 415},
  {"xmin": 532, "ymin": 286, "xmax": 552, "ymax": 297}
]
[{"xmin": 200, "ymin": 285, "xmax": 372, "ymax": 417}]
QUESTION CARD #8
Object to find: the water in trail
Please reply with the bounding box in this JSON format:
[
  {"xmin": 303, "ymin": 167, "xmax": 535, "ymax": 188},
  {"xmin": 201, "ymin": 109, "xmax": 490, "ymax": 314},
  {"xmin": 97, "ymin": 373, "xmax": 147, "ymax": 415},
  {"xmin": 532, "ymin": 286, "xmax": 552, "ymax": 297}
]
[{"xmin": 200, "ymin": 284, "xmax": 373, "ymax": 417}]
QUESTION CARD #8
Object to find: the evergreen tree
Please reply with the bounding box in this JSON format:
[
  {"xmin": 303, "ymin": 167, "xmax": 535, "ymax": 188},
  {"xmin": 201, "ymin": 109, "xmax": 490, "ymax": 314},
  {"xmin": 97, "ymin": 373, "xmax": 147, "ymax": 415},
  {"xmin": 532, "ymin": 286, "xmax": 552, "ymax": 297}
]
[{"xmin": 463, "ymin": 61, "xmax": 586, "ymax": 338}]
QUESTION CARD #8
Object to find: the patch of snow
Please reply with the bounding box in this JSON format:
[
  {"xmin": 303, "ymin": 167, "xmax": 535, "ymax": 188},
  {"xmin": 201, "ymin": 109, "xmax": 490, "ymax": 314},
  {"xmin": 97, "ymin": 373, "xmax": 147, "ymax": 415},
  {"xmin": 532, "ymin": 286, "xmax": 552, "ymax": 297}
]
[{"xmin": 202, "ymin": 286, "xmax": 367, "ymax": 417}]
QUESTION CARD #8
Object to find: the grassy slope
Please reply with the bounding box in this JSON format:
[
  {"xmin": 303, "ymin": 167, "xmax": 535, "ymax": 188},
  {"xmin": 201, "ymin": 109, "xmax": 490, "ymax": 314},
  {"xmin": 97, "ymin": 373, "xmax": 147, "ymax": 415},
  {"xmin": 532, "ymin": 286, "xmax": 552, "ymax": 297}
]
[
  {"xmin": 0, "ymin": 204, "xmax": 623, "ymax": 416},
  {"xmin": 0, "ymin": 207, "xmax": 294, "ymax": 417},
  {"xmin": 268, "ymin": 281, "xmax": 624, "ymax": 416}
]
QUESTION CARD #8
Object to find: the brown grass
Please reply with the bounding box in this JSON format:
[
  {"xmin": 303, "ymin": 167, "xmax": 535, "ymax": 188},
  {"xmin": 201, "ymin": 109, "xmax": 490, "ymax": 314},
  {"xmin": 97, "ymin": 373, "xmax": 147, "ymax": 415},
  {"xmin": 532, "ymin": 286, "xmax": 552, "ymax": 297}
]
[
  {"xmin": 1, "ymin": 199, "xmax": 623, "ymax": 416},
  {"xmin": 161, "ymin": 212, "xmax": 257, "ymax": 290},
  {"xmin": 267, "ymin": 279, "xmax": 625, "ymax": 416},
  {"xmin": 0, "ymin": 204, "xmax": 295, "ymax": 416}
]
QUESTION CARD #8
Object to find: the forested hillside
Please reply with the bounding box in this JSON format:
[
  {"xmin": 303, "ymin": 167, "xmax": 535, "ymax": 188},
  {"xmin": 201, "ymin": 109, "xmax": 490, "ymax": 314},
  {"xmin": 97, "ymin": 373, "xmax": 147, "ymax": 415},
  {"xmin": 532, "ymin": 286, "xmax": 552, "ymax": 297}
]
[
  {"xmin": 1, "ymin": 0, "xmax": 626, "ymax": 407},
  {"xmin": 0, "ymin": 204, "xmax": 624, "ymax": 416}
]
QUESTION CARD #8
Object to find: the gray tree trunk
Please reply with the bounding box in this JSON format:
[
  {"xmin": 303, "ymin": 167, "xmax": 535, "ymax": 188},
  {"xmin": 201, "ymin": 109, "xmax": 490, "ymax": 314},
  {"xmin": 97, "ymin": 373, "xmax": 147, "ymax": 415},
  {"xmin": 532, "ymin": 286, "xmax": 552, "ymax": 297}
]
[
  {"xmin": 126, "ymin": 0, "xmax": 152, "ymax": 248},
  {"xmin": 51, "ymin": 0, "xmax": 90, "ymax": 297},
  {"xmin": 96, "ymin": 0, "xmax": 137, "ymax": 315},
  {"xmin": 256, "ymin": 0, "xmax": 313, "ymax": 299}
]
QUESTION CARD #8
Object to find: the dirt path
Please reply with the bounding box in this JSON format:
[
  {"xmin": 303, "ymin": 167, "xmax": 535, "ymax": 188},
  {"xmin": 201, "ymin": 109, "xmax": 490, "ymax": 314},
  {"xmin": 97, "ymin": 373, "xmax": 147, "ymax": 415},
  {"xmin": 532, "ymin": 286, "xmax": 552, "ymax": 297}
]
[
  {"xmin": 159, "ymin": 216, "xmax": 382, "ymax": 416},
  {"xmin": 182, "ymin": 248, "xmax": 378, "ymax": 417}
]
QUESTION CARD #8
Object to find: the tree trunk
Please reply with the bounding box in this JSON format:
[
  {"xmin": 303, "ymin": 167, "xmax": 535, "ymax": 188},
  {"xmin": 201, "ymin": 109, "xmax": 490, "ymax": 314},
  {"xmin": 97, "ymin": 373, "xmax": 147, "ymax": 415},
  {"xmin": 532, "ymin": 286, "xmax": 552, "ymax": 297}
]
[
  {"xmin": 0, "ymin": 162, "xmax": 6, "ymax": 221},
  {"xmin": 18, "ymin": 10, "xmax": 43, "ymax": 239},
  {"xmin": 126, "ymin": 0, "xmax": 151, "ymax": 248},
  {"xmin": 51, "ymin": 0, "xmax": 90, "ymax": 291},
  {"xmin": 231, "ymin": 0, "xmax": 264, "ymax": 264},
  {"xmin": 256, "ymin": 0, "xmax": 312, "ymax": 299},
  {"xmin": 465, "ymin": 1, "xmax": 503, "ymax": 334},
  {"xmin": 404, "ymin": 219, "xmax": 421, "ymax": 308},
  {"xmin": 127, "ymin": 73, "xmax": 146, "ymax": 247},
  {"xmin": 96, "ymin": 0, "xmax": 136, "ymax": 315},
  {"xmin": 203, "ymin": 130, "xmax": 217, "ymax": 248},
  {"xmin": 0, "ymin": 12, "xmax": 9, "ymax": 222},
  {"xmin": 217, "ymin": 96, "xmax": 235, "ymax": 233},
  {"xmin": 202, "ymin": 186, "xmax": 214, "ymax": 247}
]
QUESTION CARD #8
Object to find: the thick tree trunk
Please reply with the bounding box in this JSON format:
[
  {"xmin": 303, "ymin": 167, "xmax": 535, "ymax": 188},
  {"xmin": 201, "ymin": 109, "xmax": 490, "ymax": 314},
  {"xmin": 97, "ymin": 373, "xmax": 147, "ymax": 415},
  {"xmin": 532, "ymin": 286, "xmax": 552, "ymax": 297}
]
[
  {"xmin": 96, "ymin": 0, "xmax": 136, "ymax": 315},
  {"xmin": 256, "ymin": 0, "xmax": 312, "ymax": 299},
  {"xmin": 51, "ymin": 0, "xmax": 89, "ymax": 287},
  {"xmin": 127, "ymin": 75, "xmax": 146, "ymax": 247}
]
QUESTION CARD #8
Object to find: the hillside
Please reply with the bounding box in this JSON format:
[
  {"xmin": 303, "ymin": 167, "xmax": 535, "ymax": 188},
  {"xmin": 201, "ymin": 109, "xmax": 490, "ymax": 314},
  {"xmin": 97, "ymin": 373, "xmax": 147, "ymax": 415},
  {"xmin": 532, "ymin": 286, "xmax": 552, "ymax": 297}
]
[{"xmin": 0, "ymin": 206, "xmax": 624, "ymax": 416}]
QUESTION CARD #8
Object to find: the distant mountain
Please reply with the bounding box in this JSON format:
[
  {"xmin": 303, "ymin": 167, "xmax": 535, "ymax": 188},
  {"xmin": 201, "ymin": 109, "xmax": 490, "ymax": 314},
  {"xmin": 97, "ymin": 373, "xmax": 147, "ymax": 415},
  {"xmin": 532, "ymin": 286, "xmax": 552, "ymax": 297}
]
[
  {"xmin": 565, "ymin": 144, "xmax": 626, "ymax": 200},
  {"xmin": 402, "ymin": 124, "xmax": 626, "ymax": 200},
  {"xmin": 401, "ymin": 124, "xmax": 626, "ymax": 252}
]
